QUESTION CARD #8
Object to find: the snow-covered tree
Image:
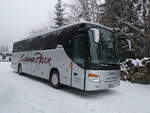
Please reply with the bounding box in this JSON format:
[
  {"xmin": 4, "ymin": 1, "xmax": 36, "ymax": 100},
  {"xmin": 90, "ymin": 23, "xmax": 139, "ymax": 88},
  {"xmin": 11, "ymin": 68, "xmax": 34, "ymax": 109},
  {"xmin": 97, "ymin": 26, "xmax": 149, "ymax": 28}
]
[
  {"xmin": 143, "ymin": 0, "xmax": 150, "ymax": 56},
  {"xmin": 66, "ymin": 0, "xmax": 105, "ymax": 23},
  {"xmin": 29, "ymin": 0, "xmax": 67, "ymax": 37},
  {"xmin": 103, "ymin": 0, "xmax": 150, "ymax": 58},
  {"xmin": 54, "ymin": 0, "xmax": 65, "ymax": 28}
]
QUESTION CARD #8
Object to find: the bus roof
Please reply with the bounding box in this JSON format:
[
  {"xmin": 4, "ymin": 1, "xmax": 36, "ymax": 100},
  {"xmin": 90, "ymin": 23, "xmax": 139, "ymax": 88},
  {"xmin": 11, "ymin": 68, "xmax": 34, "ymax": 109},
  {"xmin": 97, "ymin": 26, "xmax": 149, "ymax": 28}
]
[{"xmin": 16, "ymin": 22, "xmax": 114, "ymax": 43}]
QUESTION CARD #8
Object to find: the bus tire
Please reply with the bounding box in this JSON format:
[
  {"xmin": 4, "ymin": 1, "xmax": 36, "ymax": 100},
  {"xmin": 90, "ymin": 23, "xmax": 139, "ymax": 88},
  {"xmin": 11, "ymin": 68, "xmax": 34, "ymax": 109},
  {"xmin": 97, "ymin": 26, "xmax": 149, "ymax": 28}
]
[
  {"xmin": 50, "ymin": 70, "xmax": 61, "ymax": 89},
  {"xmin": 18, "ymin": 64, "xmax": 23, "ymax": 75}
]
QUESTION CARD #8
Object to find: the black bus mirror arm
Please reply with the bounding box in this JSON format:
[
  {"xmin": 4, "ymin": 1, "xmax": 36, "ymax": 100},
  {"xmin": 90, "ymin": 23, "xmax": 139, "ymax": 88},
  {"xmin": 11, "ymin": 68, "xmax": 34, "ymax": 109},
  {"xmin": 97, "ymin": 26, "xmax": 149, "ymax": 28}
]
[{"xmin": 113, "ymin": 28, "xmax": 134, "ymax": 51}]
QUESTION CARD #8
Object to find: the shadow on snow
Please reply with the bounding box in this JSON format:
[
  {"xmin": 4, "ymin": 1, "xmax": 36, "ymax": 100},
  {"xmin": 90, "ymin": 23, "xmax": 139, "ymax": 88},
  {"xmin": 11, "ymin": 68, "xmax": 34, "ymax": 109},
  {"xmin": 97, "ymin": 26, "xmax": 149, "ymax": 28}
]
[{"xmin": 12, "ymin": 71, "xmax": 117, "ymax": 99}]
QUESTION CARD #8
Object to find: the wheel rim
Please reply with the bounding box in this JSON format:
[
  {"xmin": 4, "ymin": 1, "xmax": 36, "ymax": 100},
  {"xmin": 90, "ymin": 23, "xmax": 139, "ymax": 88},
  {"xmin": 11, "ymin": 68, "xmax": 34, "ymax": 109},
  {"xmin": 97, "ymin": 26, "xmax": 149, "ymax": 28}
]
[{"xmin": 52, "ymin": 73, "xmax": 58, "ymax": 85}]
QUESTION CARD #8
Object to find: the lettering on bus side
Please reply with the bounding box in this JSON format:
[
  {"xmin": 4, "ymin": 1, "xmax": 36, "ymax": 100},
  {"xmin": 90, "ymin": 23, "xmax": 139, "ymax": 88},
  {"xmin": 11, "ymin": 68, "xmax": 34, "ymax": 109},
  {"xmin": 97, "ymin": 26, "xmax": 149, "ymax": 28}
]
[{"xmin": 20, "ymin": 52, "xmax": 51, "ymax": 65}]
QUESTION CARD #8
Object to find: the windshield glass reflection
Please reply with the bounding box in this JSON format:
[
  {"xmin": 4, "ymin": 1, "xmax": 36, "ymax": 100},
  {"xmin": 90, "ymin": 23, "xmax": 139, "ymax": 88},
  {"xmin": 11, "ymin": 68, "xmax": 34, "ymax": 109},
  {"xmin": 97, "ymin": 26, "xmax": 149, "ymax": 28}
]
[{"xmin": 87, "ymin": 27, "xmax": 119, "ymax": 68}]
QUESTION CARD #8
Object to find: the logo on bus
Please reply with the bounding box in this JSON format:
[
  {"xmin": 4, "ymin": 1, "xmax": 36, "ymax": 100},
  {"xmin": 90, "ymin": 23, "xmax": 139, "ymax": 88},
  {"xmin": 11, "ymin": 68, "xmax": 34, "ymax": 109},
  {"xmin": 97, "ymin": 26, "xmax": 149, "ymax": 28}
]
[{"xmin": 20, "ymin": 52, "xmax": 51, "ymax": 65}]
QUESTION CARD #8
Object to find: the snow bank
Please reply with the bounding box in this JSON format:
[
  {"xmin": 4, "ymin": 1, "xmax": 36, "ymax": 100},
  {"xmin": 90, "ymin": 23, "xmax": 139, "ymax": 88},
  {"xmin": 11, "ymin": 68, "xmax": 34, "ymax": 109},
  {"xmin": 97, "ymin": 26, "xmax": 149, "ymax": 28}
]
[
  {"xmin": 121, "ymin": 57, "xmax": 150, "ymax": 84},
  {"xmin": 0, "ymin": 52, "xmax": 11, "ymax": 62}
]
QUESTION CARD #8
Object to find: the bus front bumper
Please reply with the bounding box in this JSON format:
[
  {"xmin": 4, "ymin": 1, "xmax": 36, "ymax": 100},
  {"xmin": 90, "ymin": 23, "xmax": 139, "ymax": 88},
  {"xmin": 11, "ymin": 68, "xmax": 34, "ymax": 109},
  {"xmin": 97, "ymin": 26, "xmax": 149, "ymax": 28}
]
[{"xmin": 85, "ymin": 70, "xmax": 120, "ymax": 91}]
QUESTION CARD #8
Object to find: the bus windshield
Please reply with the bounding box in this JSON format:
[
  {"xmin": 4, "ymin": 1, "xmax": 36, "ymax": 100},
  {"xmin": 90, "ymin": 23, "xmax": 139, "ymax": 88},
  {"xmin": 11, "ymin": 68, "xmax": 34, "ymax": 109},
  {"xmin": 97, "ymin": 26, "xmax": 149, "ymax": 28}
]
[{"xmin": 87, "ymin": 27, "xmax": 119, "ymax": 68}]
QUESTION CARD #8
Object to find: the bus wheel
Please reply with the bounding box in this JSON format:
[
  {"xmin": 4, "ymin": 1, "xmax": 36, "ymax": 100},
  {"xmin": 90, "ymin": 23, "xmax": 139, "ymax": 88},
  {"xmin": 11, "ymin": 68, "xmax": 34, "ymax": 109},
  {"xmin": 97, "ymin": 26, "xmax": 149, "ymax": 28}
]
[
  {"xmin": 18, "ymin": 64, "xmax": 23, "ymax": 75},
  {"xmin": 50, "ymin": 70, "xmax": 61, "ymax": 89}
]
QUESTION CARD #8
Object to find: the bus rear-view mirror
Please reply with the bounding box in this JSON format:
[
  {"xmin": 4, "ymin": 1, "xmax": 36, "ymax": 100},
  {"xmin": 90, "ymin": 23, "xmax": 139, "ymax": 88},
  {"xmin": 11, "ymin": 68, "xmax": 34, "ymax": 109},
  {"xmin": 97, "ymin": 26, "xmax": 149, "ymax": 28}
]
[
  {"xmin": 118, "ymin": 38, "xmax": 132, "ymax": 51},
  {"xmin": 126, "ymin": 39, "xmax": 132, "ymax": 51},
  {"xmin": 90, "ymin": 28, "xmax": 100, "ymax": 43}
]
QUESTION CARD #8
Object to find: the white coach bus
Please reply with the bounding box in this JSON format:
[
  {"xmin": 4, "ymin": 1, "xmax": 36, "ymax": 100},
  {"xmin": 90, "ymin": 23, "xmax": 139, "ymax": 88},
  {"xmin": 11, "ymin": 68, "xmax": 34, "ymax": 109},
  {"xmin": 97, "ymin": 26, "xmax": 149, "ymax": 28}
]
[{"xmin": 11, "ymin": 22, "xmax": 120, "ymax": 91}]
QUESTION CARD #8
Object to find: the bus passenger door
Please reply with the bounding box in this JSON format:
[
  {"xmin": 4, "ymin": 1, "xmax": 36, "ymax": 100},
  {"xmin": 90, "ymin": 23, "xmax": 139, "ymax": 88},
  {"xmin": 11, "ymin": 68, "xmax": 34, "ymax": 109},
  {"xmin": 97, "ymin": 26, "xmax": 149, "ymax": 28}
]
[
  {"xmin": 71, "ymin": 37, "xmax": 86, "ymax": 90},
  {"xmin": 71, "ymin": 62, "xmax": 85, "ymax": 90}
]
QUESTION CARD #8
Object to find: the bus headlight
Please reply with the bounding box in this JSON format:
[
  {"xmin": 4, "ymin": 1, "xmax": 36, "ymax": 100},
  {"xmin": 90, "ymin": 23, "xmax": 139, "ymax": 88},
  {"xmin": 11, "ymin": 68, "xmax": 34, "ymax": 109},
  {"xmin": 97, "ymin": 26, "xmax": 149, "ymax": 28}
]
[{"xmin": 88, "ymin": 74, "xmax": 100, "ymax": 82}]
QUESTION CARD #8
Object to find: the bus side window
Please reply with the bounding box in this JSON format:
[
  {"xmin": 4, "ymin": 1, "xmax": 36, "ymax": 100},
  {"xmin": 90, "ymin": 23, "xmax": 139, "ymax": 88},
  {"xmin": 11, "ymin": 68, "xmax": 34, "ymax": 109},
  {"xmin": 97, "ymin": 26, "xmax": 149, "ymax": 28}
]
[
  {"xmin": 31, "ymin": 37, "xmax": 45, "ymax": 50},
  {"xmin": 44, "ymin": 33, "xmax": 58, "ymax": 50}
]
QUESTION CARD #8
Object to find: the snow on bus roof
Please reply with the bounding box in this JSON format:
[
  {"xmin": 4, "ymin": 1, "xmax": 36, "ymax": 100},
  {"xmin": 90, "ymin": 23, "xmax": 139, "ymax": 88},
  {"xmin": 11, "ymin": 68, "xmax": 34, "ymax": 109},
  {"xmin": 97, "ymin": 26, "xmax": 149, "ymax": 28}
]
[{"xmin": 18, "ymin": 21, "xmax": 113, "ymax": 42}]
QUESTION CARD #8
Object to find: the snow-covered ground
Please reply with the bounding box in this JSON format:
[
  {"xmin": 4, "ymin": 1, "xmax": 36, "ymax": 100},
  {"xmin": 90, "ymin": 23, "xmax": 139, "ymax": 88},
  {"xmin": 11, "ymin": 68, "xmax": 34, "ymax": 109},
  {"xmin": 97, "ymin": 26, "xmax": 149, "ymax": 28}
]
[{"xmin": 0, "ymin": 62, "xmax": 150, "ymax": 113}]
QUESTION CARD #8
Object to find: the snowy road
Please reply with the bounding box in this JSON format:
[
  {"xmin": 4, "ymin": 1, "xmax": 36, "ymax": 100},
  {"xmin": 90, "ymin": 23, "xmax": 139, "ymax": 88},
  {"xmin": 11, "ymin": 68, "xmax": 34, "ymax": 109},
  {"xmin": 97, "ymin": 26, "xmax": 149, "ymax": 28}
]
[{"xmin": 0, "ymin": 62, "xmax": 150, "ymax": 113}]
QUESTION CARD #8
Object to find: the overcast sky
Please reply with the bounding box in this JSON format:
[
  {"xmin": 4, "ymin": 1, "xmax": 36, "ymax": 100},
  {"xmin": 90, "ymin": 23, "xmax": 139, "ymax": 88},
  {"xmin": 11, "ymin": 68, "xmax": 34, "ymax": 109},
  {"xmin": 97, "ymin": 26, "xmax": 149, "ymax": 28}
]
[{"xmin": 0, "ymin": 0, "xmax": 104, "ymax": 45}]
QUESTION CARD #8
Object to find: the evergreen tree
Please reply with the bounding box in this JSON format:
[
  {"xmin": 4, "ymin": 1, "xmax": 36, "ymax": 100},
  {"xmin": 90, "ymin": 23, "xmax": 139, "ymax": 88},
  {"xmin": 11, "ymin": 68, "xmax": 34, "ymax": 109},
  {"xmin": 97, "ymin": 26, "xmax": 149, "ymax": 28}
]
[
  {"xmin": 66, "ymin": 0, "xmax": 104, "ymax": 23},
  {"xmin": 103, "ymin": 0, "xmax": 148, "ymax": 59},
  {"xmin": 143, "ymin": 0, "xmax": 150, "ymax": 56},
  {"xmin": 54, "ymin": 0, "xmax": 65, "ymax": 28}
]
